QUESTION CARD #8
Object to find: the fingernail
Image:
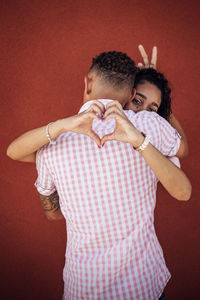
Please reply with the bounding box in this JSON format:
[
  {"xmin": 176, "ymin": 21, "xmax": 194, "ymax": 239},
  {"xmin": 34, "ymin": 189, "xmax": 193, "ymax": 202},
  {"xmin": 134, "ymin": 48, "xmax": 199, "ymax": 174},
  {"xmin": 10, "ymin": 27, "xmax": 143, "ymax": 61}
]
[
  {"xmin": 98, "ymin": 145, "xmax": 101, "ymax": 149},
  {"xmin": 102, "ymin": 143, "xmax": 104, "ymax": 147}
]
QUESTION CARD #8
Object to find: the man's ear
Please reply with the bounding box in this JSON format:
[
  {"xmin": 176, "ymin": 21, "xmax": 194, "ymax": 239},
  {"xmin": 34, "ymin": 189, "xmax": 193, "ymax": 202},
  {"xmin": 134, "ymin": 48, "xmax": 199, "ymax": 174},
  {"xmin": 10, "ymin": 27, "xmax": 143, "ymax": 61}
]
[
  {"xmin": 128, "ymin": 88, "xmax": 136, "ymax": 102},
  {"xmin": 84, "ymin": 75, "xmax": 93, "ymax": 95}
]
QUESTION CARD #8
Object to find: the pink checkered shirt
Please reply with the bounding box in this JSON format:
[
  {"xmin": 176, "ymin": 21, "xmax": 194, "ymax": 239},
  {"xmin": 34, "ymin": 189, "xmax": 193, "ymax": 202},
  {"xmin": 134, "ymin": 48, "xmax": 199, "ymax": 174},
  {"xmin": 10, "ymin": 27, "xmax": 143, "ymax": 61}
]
[{"xmin": 35, "ymin": 99, "xmax": 181, "ymax": 300}]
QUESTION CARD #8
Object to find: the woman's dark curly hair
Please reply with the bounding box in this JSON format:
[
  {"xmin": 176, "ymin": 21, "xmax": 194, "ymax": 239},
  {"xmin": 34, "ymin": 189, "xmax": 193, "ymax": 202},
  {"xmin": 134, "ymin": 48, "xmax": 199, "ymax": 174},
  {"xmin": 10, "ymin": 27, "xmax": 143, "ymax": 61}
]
[{"xmin": 134, "ymin": 68, "xmax": 172, "ymax": 120}]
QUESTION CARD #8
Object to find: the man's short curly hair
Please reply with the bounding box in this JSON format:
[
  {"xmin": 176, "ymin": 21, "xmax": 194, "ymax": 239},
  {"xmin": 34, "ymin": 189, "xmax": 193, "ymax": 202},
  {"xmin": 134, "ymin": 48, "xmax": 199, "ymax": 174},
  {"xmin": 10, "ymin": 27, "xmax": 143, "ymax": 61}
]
[
  {"xmin": 134, "ymin": 68, "xmax": 172, "ymax": 120},
  {"xmin": 89, "ymin": 51, "xmax": 137, "ymax": 89}
]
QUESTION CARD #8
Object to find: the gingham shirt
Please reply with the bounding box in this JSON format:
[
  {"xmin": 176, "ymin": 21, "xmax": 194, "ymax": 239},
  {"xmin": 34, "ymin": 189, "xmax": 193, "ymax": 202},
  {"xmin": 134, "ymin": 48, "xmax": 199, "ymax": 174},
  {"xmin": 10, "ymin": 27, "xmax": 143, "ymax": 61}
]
[{"xmin": 35, "ymin": 99, "xmax": 181, "ymax": 300}]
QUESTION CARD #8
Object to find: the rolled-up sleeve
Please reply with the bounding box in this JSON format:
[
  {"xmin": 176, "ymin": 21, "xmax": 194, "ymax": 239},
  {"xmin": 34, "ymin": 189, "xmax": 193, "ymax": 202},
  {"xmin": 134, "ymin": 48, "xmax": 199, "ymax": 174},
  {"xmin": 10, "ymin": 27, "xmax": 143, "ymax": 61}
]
[
  {"xmin": 34, "ymin": 147, "xmax": 56, "ymax": 196},
  {"xmin": 168, "ymin": 156, "xmax": 181, "ymax": 168}
]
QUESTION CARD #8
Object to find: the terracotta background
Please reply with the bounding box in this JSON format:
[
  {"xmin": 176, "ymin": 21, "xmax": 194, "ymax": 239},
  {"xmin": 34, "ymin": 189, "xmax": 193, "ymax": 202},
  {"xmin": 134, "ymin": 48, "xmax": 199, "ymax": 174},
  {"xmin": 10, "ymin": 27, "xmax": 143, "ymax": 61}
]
[{"xmin": 1, "ymin": 0, "xmax": 200, "ymax": 299}]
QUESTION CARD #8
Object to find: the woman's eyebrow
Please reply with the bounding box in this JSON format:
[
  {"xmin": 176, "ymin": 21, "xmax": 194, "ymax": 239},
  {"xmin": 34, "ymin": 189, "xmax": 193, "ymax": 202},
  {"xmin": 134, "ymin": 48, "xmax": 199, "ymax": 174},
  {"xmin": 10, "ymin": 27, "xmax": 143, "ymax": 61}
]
[{"xmin": 136, "ymin": 92, "xmax": 146, "ymax": 99}]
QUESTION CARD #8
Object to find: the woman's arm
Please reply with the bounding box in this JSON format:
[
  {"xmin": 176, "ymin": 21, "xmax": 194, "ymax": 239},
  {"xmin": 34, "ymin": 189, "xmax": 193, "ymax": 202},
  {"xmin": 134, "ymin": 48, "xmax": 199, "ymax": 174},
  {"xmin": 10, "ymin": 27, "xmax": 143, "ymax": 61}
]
[
  {"xmin": 102, "ymin": 101, "xmax": 192, "ymax": 201},
  {"xmin": 7, "ymin": 120, "xmax": 65, "ymax": 162},
  {"xmin": 140, "ymin": 143, "xmax": 191, "ymax": 200},
  {"xmin": 6, "ymin": 101, "xmax": 104, "ymax": 163}
]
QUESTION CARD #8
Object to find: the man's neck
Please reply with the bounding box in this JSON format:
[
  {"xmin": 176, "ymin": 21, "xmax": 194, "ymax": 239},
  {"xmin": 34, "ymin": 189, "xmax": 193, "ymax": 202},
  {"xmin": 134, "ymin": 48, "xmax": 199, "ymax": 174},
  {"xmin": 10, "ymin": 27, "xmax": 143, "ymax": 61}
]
[
  {"xmin": 83, "ymin": 94, "xmax": 128, "ymax": 107},
  {"xmin": 83, "ymin": 72, "xmax": 133, "ymax": 107}
]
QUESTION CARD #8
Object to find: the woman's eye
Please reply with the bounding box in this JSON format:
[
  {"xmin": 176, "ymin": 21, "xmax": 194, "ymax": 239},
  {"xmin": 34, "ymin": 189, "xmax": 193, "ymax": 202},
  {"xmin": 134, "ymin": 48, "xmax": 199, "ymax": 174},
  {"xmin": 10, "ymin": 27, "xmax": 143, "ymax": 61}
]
[
  {"xmin": 133, "ymin": 98, "xmax": 142, "ymax": 105},
  {"xmin": 148, "ymin": 107, "xmax": 156, "ymax": 112}
]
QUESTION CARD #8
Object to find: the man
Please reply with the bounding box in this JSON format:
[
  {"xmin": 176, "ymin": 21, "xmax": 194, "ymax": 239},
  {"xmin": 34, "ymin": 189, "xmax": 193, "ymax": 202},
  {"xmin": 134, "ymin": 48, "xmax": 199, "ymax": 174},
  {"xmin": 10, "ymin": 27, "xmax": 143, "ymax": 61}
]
[{"xmin": 33, "ymin": 51, "xmax": 190, "ymax": 299}]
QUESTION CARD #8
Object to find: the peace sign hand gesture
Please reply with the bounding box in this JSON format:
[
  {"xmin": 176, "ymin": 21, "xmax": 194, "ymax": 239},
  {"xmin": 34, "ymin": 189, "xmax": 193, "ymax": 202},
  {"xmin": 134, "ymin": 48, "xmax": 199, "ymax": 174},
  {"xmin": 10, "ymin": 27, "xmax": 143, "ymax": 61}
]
[{"xmin": 137, "ymin": 44, "xmax": 157, "ymax": 70}]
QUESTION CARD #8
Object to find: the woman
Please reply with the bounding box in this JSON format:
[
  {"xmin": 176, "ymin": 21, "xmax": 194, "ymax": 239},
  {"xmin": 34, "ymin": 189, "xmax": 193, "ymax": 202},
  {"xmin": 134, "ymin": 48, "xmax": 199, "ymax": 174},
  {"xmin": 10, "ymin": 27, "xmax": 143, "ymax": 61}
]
[
  {"xmin": 6, "ymin": 46, "xmax": 191, "ymax": 202},
  {"xmin": 126, "ymin": 45, "xmax": 188, "ymax": 153},
  {"xmin": 125, "ymin": 67, "xmax": 188, "ymax": 157}
]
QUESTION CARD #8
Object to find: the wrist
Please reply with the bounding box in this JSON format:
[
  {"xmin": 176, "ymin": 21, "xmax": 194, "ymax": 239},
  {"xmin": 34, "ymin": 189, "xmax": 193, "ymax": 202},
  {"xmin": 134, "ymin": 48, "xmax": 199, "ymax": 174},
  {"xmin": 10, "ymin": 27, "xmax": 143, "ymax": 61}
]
[
  {"xmin": 60, "ymin": 115, "xmax": 79, "ymax": 133},
  {"xmin": 135, "ymin": 133, "xmax": 151, "ymax": 152},
  {"xmin": 130, "ymin": 131, "xmax": 145, "ymax": 149},
  {"xmin": 57, "ymin": 117, "xmax": 73, "ymax": 133},
  {"xmin": 48, "ymin": 119, "xmax": 66, "ymax": 138}
]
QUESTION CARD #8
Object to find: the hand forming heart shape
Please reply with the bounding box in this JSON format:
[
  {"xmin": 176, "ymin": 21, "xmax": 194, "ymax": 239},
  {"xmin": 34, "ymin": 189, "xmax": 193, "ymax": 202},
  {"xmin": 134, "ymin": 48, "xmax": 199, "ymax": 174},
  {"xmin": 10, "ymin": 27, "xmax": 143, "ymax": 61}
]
[{"xmin": 68, "ymin": 100, "xmax": 144, "ymax": 149}]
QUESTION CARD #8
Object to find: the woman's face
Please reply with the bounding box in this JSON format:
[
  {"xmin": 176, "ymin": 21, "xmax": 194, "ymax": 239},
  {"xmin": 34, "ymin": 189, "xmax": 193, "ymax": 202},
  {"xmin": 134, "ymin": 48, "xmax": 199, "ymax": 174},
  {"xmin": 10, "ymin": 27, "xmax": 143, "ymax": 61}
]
[{"xmin": 125, "ymin": 81, "xmax": 161, "ymax": 113}]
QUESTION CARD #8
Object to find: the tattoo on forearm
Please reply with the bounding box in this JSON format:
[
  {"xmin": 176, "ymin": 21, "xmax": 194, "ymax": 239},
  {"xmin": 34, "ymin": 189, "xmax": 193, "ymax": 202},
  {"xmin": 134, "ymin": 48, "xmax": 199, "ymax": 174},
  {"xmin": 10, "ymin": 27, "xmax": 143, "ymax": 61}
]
[{"xmin": 39, "ymin": 191, "xmax": 60, "ymax": 213}]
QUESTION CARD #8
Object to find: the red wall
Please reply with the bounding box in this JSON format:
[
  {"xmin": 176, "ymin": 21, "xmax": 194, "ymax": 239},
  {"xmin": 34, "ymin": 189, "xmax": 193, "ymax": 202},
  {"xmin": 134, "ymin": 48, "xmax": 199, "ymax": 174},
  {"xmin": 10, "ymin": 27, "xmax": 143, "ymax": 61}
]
[{"xmin": 1, "ymin": 1, "xmax": 200, "ymax": 299}]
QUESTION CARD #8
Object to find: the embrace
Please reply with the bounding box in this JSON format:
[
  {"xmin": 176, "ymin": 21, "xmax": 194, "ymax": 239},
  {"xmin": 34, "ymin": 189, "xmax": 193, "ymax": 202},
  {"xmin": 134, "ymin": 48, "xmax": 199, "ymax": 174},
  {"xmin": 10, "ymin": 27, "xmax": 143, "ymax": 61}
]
[{"xmin": 7, "ymin": 46, "xmax": 191, "ymax": 300}]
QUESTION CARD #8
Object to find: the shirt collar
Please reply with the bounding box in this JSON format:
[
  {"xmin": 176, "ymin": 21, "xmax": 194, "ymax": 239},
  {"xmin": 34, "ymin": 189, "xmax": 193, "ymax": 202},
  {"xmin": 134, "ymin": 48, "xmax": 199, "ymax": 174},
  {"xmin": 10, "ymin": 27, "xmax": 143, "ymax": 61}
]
[{"xmin": 78, "ymin": 99, "xmax": 115, "ymax": 114}]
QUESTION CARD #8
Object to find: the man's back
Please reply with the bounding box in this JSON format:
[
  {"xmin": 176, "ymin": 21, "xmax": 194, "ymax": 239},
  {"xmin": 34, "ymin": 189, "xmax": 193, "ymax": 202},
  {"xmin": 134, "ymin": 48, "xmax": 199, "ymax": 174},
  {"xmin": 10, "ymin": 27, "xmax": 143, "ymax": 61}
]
[{"xmin": 35, "ymin": 99, "xmax": 180, "ymax": 299}]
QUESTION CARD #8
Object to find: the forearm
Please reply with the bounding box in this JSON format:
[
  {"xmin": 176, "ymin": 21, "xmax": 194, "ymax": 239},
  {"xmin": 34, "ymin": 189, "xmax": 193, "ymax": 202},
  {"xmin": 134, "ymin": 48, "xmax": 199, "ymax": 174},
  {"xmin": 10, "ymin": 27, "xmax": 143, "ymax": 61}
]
[
  {"xmin": 169, "ymin": 114, "xmax": 189, "ymax": 157},
  {"xmin": 7, "ymin": 104, "xmax": 103, "ymax": 163},
  {"xmin": 7, "ymin": 119, "xmax": 66, "ymax": 162},
  {"xmin": 137, "ymin": 142, "xmax": 191, "ymax": 200},
  {"xmin": 127, "ymin": 128, "xmax": 191, "ymax": 201},
  {"xmin": 126, "ymin": 129, "xmax": 191, "ymax": 201},
  {"xmin": 7, "ymin": 101, "xmax": 106, "ymax": 162}
]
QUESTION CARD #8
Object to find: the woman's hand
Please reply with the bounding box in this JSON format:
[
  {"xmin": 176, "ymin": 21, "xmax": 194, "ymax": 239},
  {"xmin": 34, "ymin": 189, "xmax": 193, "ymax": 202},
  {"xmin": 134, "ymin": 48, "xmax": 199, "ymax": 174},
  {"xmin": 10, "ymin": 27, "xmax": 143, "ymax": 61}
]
[
  {"xmin": 64, "ymin": 101, "xmax": 105, "ymax": 147},
  {"xmin": 101, "ymin": 101, "xmax": 144, "ymax": 148},
  {"xmin": 137, "ymin": 45, "xmax": 157, "ymax": 69}
]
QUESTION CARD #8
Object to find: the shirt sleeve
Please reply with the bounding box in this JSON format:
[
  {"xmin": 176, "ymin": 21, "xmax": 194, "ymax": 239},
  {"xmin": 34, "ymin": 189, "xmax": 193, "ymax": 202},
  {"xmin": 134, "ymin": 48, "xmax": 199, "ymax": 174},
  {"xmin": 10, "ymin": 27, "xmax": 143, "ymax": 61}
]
[
  {"xmin": 34, "ymin": 146, "xmax": 56, "ymax": 196},
  {"xmin": 168, "ymin": 156, "xmax": 181, "ymax": 168},
  {"xmin": 128, "ymin": 111, "xmax": 181, "ymax": 157},
  {"xmin": 156, "ymin": 114, "xmax": 181, "ymax": 156}
]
